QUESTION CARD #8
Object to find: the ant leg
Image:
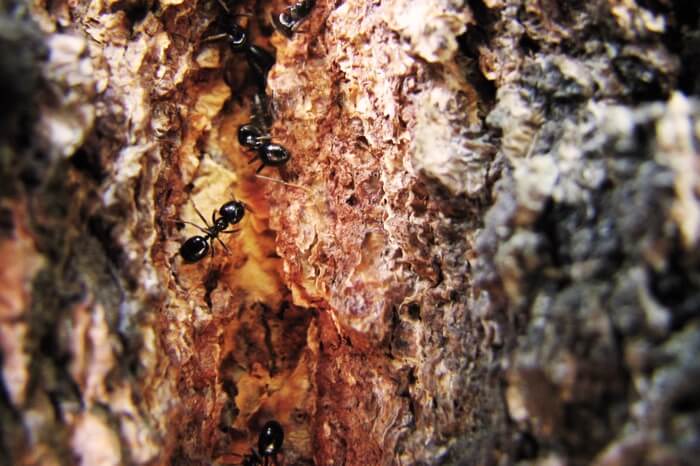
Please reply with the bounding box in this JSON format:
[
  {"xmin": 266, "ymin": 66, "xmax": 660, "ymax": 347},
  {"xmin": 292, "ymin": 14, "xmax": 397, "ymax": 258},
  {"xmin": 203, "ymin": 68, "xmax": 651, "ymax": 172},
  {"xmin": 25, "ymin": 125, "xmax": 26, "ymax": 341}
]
[
  {"xmin": 255, "ymin": 174, "xmax": 311, "ymax": 192},
  {"xmin": 192, "ymin": 201, "xmax": 211, "ymax": 228},
  {"xmin": 211, "ymin": 209, "xmax": 218, "ymax": 227},
  {"xmin": 256, "ymin": 163, "xmax": 265, "ymax": 174},
  {"xmin": 215, "ymin": 237, "xmax": 231, "ymax": 254},
  {"xmin": 248, "ymin": 156, "xmax": 259, "ymax": 164}
]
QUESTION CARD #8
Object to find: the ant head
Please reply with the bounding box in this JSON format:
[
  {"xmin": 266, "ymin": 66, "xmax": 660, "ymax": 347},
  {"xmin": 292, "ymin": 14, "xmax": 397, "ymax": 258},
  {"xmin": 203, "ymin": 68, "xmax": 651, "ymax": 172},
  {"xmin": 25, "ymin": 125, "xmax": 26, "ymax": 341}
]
[
  {"xmin": 219, "ymin": 200, "xmax": 245, "ymax": 225},
  {"xmin": 271, "ymin": 13, "xmax": 295, "ymax": 38},
  {"xmin": 258, "ymin": 420, "xmax": 283, "ymax": 457},
  {"xmin": 225, "ymin": 20, "xmax": 249, "ymax": 50},
  {"xmin": 238, "ymin": 124, "xmax": 268, "ymax": 150}
]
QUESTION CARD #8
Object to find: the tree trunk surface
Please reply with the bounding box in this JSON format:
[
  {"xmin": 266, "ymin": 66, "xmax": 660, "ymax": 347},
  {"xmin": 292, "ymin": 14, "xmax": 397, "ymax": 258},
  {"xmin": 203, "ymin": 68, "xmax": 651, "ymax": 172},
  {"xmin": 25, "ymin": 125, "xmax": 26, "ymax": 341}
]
[{"xmin": 1, "ymin": 0, "xmax": 699, "ymax": 465}]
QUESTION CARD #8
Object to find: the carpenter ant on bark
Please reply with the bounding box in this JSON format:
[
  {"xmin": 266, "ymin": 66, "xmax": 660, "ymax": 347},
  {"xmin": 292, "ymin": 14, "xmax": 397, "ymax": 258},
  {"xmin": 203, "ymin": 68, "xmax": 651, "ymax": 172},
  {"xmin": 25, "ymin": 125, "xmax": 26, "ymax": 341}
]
[
  {"xmin": 237, "ymin": 92, "xmax": 291, "ymax": 173},
  {"xmin": 237, "ymin": 123, "xmax": 291, "ymax": 173},
  {"xmin": 179, "ymin": 200, "xmax": 246, "ymax": 263},
  {"xmin": 226, "ymin": 420, "xmax": 284, "ymax": 466},
  {"xmin": 205, "ymin": 3, "xmax": 275, "ymax": 89},
  {"xmin": 272, "ymin": 0, "xmax": 316, "ymax": 38}
]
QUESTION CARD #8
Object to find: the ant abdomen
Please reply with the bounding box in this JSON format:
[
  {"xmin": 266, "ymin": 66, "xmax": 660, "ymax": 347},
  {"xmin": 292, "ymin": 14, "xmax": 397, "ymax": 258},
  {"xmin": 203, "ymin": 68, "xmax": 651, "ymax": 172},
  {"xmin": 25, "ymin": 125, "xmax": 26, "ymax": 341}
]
[
  {"xmin": 258, "ymin": 420, "xmax": 284, "ymax": 457},
  {"xmin": 220, "ymin": 200, "xmax": 245, "ymax": 224},
  {"xmin": 260, "ymin": 144, "xmax": 290, "ymax": 167},
  {"xmin": 238, "ymin": 123, "xmax": 269, "ymax": 150},
  {"xmin": 180, "ymin": 235, "xmax": 210, "ymax": 263}
]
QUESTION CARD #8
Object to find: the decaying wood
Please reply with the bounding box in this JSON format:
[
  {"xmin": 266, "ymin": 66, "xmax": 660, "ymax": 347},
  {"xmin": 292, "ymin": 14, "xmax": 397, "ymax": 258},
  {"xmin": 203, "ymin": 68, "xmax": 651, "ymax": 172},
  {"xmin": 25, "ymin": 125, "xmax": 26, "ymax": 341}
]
[{"xmin": 1, "ymin": 0, "xmax": 699, "ymax": 465}]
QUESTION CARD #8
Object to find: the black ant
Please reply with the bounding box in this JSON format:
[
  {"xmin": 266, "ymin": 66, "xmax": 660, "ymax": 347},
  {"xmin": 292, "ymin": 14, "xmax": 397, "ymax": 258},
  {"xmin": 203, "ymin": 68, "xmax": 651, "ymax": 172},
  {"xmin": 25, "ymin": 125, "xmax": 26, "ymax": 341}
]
[
  {"xmin": 227, "ymin": 420, "xmax": 284, "ymax": 466},
  {"xmin": 238, "ymin": 129, "xmax": 291, "ymax": 173},
  {"xmin": 205, "ymin": 2, "xmax": 275, "ymax": 89},
  {"xmin": 272, "ymin": 0, "xmax": 316, "ymax": 38},
  {"xmin": 238, "ymin": 124, "xmax": 291, "ymax": 173},
  {"xmin": 237, "ymin": 92, "xmax": 291, "ymax": 173},
  {"xmin": 178, "ymin": 200, "xmax": 245, "ymax": 263}
]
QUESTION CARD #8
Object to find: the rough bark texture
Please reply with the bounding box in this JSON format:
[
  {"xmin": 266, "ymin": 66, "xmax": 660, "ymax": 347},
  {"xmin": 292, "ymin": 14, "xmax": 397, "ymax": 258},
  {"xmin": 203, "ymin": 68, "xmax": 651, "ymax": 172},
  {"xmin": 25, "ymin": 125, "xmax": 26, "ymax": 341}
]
[{"xmin": 1, "ymin": 0, "xmax": 699, "ymax": 465}]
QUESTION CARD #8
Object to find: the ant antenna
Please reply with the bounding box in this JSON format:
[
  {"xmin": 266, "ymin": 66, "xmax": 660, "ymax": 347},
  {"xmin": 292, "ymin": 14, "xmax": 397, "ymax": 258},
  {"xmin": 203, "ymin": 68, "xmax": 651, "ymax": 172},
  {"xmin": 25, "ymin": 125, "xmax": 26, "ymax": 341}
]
[
  {"xmin": 255, "ymin": 174, "xmax": 311, "ymax": 193},
  {"xmin": 191, "ymin": 200, "xmax": 211, "ymax": 228},
  {"xmin": 163, "ymin": 218, "xmax": 210, "ymax": 235}
]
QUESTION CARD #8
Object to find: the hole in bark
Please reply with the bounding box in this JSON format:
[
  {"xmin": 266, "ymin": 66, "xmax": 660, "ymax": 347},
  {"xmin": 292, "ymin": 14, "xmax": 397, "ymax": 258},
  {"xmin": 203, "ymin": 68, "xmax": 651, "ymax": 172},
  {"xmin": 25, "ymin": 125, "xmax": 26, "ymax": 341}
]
[
  {"xmin": 670, "ymin": 1, "xmax": 700, "ymax": 95},
  {"xmin": 39, "ymin": 330, "xmax": 60, "ymax": 357},
  {"xmin": 636, "ymin": 0, "xmax": 673, "ymax": 14},
  {"xmin": 457, "ymin": 26, "xmax": 486, "ymax": 60},
  {"xmin": 612, "ymin": 56, "xmax": 666, "ymax": 101},
  {"xmin": 671, "ymin": 389, "xmax": 700, "ymax": 413},
  {"xmin": 219, "ymin": 399, "xmax": 240, "ymax": 432},
  {"xmin": 19, "ymin": 158, "xmax": 44, "ymax": 190},
  {"xmin": 456, "ymin": 27, "xmax": 497, "ymax": 109},
  {"xmin": 88, "ymin": 215, "xmax": 124, "ymax": 266},
  {"xmin": 0, "ymin": 207, "xmax": 14, "ymax": 238},
  {"xmin": 515, "ymin": 431, "xmax": 539, "ymax": 460},
  {"xmin": 405, "ymin": 303, "xmax": 421, "ymax": 321},
  {"xmin": 519, "ymin": 33, "xmax": 540, "ymax": 55},
  {"xmin": 355, "ymin": 135, "xmax": 369, "ymax": 148},
  {"xmin": 71, "ymin": 148, "xmax": 105, "ymax": 182},
  {"xmin": 671, "ymin": 0, "xmax": 700, "ymax": 28},
  {"xmin": 221, "ymin": 370, "xmax": 239, "ymax": 400},
  {"xmin": 649, "ymin": 244, "xmax": 700, "ymax": 330},
  {"xmin": 203, "ymin": 267, "xmax": 222, "ymax": 308},
  {"xmin": 127, "ymin": 2, "xmax": 149, "ymax": 24},
  {"xmin": 467, "ymin": 0, "xmax": 497, "ymax": 31}
]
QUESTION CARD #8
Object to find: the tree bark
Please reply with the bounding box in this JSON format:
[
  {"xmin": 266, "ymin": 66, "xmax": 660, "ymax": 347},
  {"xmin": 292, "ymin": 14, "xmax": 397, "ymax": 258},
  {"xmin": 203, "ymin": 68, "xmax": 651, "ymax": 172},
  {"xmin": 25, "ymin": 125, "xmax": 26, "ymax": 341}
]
[{"xmin": 1, "ymin": 0, "xmax": 699, "ymax": 465}]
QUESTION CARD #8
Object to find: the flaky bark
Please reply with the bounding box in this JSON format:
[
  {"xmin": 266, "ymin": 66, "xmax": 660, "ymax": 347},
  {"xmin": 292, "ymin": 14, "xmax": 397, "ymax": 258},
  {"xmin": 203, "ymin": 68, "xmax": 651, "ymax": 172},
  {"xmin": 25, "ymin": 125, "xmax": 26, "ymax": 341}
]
[{"xmin": 1, "ymin": 0, "xmax": 699, "ymax": 465}]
